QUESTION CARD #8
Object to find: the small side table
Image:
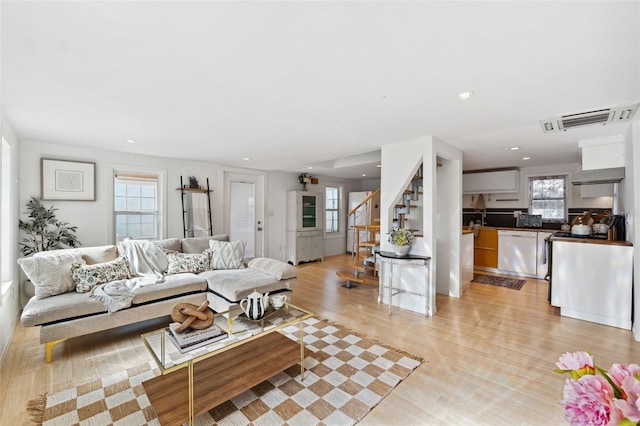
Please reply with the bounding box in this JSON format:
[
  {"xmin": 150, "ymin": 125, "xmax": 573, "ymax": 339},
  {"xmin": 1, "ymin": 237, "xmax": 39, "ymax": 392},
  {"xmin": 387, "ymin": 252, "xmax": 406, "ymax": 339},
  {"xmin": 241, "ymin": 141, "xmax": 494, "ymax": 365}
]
[{"xmin": 377, "ymin": 251, "xmax": 433, "ymax": 316}]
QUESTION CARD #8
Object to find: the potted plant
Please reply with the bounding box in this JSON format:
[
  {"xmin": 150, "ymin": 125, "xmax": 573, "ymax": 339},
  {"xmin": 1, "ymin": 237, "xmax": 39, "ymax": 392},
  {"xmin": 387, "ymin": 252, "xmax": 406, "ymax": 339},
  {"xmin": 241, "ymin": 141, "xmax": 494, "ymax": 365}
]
[
  {"xmin": 388, "ymin": 227, "xmax": 415, "ymax": 256},
  {"xmin": 19, "ymin": 197, "xmax": 81, "ymax": 256}
]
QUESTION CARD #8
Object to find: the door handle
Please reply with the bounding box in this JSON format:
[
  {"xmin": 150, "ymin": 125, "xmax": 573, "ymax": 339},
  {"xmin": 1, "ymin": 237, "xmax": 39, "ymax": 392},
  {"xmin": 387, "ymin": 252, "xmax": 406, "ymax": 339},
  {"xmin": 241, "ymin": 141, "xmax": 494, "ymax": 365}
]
[{"xmin": 257, "ymin": 227, "xmax": 263, "ymax": 231}]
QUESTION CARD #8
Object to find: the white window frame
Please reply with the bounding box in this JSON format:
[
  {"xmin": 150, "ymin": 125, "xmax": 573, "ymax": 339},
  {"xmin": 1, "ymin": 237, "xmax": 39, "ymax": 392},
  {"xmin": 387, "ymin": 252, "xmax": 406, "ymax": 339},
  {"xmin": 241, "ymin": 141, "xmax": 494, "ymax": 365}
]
[
  {"xmin": 528, "ymin": 174, "xmax": 568, "ymax": 223},
  {"xmin": 109, "ymin": 166, "xmax": 166, "ymax": 244},
  {"xmin": 322, "ymin": 182, "xmax": 345, "ymax": 238},
  {"xmin": 325, "ymin": 186, "xmax": 340, "ymax": 234}
]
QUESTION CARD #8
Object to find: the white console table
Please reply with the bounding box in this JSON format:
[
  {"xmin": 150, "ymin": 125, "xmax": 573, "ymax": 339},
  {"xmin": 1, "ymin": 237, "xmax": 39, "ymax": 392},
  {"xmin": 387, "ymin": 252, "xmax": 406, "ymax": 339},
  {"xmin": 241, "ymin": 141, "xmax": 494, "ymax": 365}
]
[{"xmin": 377, "ymin": 251, "xmax": 433, "ymax": 316}]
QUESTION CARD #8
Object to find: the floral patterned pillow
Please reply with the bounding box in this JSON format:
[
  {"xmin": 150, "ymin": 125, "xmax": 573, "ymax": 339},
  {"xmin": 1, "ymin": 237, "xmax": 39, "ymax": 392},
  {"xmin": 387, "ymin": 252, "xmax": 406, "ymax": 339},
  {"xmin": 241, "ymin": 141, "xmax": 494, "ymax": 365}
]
[
  {"xmin": 166, "ymin": 250, "xmax": 212, "ymax": 275},
  {"xmin": 71, "ymin": 256, "xmax": 133, "ymax": 293}
]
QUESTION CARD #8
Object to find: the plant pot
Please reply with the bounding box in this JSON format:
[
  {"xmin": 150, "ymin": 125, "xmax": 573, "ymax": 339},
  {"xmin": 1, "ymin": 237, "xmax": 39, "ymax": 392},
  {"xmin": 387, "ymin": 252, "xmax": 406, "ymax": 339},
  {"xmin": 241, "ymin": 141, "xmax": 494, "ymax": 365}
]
[{"xmin": 392, "ymin": 244, "xmax": 410, "ymax": 256}]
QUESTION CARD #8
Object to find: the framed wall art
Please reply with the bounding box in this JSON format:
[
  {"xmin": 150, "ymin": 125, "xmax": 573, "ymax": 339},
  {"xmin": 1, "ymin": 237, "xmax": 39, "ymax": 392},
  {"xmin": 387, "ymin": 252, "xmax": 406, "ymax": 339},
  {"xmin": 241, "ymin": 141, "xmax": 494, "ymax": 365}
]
[{"xmin": 41, "ymin": 158, "xmax": 96, "ymax": 201}]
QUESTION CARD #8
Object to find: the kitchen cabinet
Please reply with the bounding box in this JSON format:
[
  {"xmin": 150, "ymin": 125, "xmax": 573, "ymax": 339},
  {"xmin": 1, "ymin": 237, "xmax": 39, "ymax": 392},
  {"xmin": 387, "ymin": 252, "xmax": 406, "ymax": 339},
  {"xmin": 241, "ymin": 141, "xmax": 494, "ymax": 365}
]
[
  {"xmin": 463, "ymin": 169, "xmax": 519, "ymax": 194},
  {"xmin": 473, "ymin": 228, "xmax": 498, "ymax": 269},
  {"xmin": 550, "ymin": 239, "xmax": 633, "ymax": 330},
  {"xmin": 461, "ymin": 232, "xmax": 474, "ymax": 291}
]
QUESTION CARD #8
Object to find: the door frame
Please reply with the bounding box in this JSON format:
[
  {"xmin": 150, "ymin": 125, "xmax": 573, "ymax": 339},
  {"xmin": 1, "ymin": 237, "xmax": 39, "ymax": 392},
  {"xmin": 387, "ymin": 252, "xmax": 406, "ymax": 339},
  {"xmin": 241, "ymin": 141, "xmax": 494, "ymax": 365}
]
[{"xmin": 223, "ymin": 170, "xmax": 265, "ymax": 258}]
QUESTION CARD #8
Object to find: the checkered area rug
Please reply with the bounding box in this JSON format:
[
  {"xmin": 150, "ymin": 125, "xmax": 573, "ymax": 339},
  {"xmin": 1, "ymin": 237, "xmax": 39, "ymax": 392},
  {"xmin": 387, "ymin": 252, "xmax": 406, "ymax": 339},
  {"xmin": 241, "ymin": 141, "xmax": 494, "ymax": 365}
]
[{"xmin": 26, "ymin": 316, "xmax": 423, "ymax": 426}]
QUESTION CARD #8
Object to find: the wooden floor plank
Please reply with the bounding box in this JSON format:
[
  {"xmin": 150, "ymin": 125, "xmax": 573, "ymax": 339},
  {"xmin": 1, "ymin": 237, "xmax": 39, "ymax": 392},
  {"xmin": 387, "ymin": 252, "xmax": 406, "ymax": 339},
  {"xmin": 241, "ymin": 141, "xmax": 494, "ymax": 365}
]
[{"xmin": 2, "ymin": 254, "xmax": 640, "ymax": 425}]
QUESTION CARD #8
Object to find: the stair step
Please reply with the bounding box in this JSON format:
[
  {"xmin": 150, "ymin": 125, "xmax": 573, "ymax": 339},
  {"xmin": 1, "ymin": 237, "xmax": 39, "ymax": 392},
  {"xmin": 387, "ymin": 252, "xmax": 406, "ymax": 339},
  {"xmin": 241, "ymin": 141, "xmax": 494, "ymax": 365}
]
[
  {"xmin": 355, "ymin": 224, "xmax": 380, "ymax": 230},
  {"xmin": 360, "ymin": 241, "xmax": 378, "ymax": 247},
  {"xmin": 336, "ymin": 271, "xmax": 365, "ymax": 283},
  {"xmin": 349, "ymin": 263, "xmax": 366, "ymax": 271}
]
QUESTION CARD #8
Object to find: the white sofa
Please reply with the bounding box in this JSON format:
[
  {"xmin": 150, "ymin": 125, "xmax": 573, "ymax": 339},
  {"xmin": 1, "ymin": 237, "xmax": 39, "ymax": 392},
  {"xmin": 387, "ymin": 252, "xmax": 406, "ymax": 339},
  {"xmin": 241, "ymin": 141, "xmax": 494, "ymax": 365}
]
[{"xmin": 19, "ymin": 235, "xmax": 297, "ymax": 362}]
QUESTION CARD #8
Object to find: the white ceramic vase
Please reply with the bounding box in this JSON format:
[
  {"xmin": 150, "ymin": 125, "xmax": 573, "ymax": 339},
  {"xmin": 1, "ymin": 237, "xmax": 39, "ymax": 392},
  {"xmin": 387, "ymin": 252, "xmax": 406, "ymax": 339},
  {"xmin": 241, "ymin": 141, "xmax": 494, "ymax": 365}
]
[{"xmin": 392, "ymin": 244, "xmax": 410, "ymax": 256}]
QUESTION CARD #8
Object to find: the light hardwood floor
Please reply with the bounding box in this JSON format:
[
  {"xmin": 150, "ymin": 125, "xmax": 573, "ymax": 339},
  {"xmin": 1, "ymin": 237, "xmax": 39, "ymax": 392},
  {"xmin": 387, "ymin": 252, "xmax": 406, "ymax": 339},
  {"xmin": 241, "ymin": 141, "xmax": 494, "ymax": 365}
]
[{"xmin": 2, "ymin": 254, "xmax": 639, "ymax": 425}]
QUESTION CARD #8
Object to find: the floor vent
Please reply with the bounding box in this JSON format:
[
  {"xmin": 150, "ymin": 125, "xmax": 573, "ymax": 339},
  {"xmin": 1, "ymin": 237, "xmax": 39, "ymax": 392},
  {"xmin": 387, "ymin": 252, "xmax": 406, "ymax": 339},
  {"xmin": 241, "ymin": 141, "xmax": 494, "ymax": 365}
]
[{"xmin": 539, "ymin": 103, "xmax": 639, "ymax": 133}]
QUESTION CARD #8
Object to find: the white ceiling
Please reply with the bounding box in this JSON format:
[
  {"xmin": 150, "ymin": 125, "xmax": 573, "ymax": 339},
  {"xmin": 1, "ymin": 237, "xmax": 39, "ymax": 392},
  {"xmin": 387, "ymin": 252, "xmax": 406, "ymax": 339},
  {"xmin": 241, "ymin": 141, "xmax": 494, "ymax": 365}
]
[{"xmin": 2, "ymin": 1, "xmax": 639, "ymax": 180}]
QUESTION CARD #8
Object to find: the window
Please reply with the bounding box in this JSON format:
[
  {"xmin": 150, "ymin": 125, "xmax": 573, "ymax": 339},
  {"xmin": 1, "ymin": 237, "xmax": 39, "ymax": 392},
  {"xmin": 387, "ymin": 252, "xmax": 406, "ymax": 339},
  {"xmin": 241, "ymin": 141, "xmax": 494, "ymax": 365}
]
[
  {"xmin": 1, "ymin": 138, "xmax": 13, "ymax": 301},
  {"xmin": 114, "ymin": 171, "xmax": 160, "ymax": 242},
  {"xmin": 529, "ymin": 175, "xmax": 567, "ymax": 222},
  {"xmin": 325, "ymin": 186, "xmax": 340, "ymax": 233}
]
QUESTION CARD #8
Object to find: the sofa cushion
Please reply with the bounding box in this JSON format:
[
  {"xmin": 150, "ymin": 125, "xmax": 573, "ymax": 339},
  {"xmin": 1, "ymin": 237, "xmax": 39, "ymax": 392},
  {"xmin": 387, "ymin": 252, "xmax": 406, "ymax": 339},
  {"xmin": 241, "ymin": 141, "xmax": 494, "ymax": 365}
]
[
  {"xmin": 21, "ymin": 273, "xmax": 208, "ymax": 326},
  {"xmin": 130, "ymin": 273, "xmax": 207, "ymax": 305},
  {"xmin": 209, "ymin": 240, "xmax": 246, "ymax": 270},
  {"xmin": 247, "ymin": 257, "xmax": 298, "ymax": 280},
  {"xmin": 72, "ymin": 256, "xmax": 134, "ymax": 293},
  {"xmin": 32, "ymin": 245, "xmax": 118, "ymax": 265},
  {"xmin": 21, "ymin": 290, "xmax": 106, "ymax": 327},
  {"xmin": 18, "ymin": 250, "xmax": 86, "ymax": 299},
  {"xmin": 181, "ymin": 235, "xmax": 229, "ymax": 254},
  {"xmin": 166, "ymin": 250, "xmax": 212, "ymax": 274},
  {"xmin": 200, "ymin": 268, "xmax": 296, "ymax": 303},
  {"xmin": 153, "ymin": 238, "xmax": 182, "ymax": 253}
]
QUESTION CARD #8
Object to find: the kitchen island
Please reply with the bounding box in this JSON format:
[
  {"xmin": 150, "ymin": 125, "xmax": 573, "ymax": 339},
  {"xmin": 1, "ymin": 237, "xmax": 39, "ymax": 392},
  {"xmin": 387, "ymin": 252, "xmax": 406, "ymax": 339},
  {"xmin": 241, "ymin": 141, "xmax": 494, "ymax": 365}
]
[{"xmin": 549, "ymin": 235, "xmax": 633, "ymax": 329}]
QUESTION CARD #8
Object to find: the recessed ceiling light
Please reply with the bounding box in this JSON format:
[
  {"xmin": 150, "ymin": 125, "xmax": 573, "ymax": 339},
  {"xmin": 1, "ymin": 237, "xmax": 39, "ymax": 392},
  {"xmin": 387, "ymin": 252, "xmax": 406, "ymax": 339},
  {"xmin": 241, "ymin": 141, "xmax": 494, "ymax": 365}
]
[
  {"xmin": 376, "ymin": 164, "xmax": 382, "ymax": 168},
  {"xmin": 242, "ymin": 157, "xmax": 250, "ymax": 161},
  {"xmin": 522, "ymin": 157, "xmax": 531, "ymax": 160},
  {"xmin": 126, "ymin": 139, "xmax": 137, "ymax": 144},
  {"xmin": 362, "ymin": 173, "xmax": 367, "ymax": 177},
  {"xmin": 457, "ymin": 91, "xmax": 475, "ymax": 100},
  {"xmin": 307, "ymin": 166, "xmax": 314, "ymax": 170},
  {"xmin": 510, "ymin": 147, "xmax": 520, "ymax": 151}
]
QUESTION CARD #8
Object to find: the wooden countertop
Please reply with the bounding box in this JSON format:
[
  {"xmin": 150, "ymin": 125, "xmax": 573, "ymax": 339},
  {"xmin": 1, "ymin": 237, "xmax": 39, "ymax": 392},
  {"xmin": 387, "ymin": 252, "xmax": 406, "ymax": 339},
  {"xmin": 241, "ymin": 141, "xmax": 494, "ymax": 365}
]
[
  {"xmin": 548, "ymin": 235, "xmax": 632, "ymax": 247},
  {"xmin": 462, "ymin": 229, "xmax": 474, "ymax": 235},
  {"xmin": 465, "ymin": 226, "xmax": 633, "ymax": 246}
]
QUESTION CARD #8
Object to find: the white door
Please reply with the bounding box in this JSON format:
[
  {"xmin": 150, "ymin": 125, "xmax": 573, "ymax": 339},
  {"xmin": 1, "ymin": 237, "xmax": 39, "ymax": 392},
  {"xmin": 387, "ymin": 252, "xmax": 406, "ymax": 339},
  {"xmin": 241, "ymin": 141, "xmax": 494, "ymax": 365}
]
[{"xmin": 224, "ymin": 172, "xmax": 264, "ymax": 258}]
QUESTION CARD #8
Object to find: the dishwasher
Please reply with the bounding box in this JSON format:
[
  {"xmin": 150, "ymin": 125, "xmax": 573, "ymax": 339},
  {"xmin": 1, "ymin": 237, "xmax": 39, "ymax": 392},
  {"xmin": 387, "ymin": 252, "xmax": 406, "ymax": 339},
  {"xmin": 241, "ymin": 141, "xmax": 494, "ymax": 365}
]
[{"xmin": 497, "ymin": 230, "xmax": 538, "ymax": 276}]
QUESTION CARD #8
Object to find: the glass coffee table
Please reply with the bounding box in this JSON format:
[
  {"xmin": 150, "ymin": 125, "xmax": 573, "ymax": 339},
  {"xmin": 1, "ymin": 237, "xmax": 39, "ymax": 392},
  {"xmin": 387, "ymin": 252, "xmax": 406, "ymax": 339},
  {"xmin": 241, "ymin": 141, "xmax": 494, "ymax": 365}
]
[{"xmin": 141, "ymin": 303, "xmax": 313, "ymax": 426}]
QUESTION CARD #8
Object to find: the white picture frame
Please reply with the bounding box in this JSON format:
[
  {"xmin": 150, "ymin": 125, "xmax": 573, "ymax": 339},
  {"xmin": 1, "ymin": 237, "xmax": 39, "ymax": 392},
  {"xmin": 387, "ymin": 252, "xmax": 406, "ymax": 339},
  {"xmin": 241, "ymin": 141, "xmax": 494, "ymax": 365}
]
[{"xmin": 41, "ymin": 158, "xmax": 96, "ymax": 201}]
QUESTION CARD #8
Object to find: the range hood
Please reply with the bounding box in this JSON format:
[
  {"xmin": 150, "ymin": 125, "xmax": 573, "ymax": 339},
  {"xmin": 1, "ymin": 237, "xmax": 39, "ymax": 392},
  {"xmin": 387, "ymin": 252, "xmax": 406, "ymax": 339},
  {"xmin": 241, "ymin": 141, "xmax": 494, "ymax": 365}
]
[{"xmin": 571, "ymin": 167, "xmax": 625, "ymax": 185}]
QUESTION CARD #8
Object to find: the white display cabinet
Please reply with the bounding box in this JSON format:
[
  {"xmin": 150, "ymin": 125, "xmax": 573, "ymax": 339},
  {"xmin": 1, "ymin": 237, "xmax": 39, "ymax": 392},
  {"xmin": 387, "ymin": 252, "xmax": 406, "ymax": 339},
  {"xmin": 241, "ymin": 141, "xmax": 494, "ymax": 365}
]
[{"xmin": 286, "ymin": 191, "xmax": 324, "ymax": 265}]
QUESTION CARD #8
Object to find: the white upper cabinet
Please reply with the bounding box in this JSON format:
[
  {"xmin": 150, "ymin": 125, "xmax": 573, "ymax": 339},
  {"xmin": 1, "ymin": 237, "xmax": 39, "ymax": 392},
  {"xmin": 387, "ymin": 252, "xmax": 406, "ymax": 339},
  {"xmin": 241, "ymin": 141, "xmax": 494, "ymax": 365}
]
[{"xmin": 463, "ymin": 169, "xmax": 519, "ymax": 194}]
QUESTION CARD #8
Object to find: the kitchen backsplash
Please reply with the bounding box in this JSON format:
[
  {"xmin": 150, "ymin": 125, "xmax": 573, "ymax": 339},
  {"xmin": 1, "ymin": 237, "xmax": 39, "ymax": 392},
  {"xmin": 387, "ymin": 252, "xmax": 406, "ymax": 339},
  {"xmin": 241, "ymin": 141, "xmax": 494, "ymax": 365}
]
[{"xmin": 462, "ymin": 208, "xmax": 613, "ymax": 229}]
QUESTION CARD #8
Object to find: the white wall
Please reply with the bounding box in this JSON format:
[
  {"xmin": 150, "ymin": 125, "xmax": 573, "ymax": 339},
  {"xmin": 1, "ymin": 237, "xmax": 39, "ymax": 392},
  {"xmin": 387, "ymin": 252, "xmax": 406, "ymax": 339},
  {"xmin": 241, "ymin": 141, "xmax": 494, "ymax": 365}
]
[
  {"xmin": 20, "ymin": 140, "xmax": 228, "ymax": 247},
  {"xmin": 629, "ymin": 120, "xmax": 640, "ymax": 341},
  {"xmin": 462, "ymin": 162, "xmax": 614, "ymax": 210},
  {"xmin": 0, "ymin": 117, "xmax": 21, "ymax": 366},
  {"xmin": 380, "ymin": 136, "xmax": 462, "ymax": 314},
  {"xmin": 435, "ymin": 139, "xmax": 463, "ymax": 297}
]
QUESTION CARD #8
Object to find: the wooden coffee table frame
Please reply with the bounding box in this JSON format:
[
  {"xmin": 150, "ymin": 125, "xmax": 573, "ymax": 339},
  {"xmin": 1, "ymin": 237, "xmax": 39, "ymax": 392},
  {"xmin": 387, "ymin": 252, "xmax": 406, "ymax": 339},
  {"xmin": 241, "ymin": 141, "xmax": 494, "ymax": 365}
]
[{"xmin": 141, "ymin": 303, "xmax": 313, "ymax": 426}]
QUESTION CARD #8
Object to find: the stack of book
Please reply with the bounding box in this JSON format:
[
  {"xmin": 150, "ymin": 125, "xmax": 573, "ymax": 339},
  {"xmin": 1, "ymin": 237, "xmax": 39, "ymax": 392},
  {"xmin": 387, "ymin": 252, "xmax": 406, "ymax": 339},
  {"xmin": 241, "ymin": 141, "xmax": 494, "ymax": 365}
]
[{"xmin": 165, "ymin": 322, "xmax": 228, "ymax": 353}]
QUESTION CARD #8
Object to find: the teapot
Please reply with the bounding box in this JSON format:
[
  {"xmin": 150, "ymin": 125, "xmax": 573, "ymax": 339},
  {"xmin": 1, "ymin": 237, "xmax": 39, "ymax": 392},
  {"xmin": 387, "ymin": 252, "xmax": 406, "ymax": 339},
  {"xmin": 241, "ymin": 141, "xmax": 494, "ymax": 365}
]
[{"xmin": 240, "ymin": 290, "xmax": 269, "ymax": 320}]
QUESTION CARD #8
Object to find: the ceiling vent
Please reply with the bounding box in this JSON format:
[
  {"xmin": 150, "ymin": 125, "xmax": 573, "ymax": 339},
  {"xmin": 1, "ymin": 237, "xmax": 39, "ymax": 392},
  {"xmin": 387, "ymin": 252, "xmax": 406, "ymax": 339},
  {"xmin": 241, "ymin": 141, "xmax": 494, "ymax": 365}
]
[{"xmin": 539, "ymin": 103, "xmax": 640, "ymax": 133}]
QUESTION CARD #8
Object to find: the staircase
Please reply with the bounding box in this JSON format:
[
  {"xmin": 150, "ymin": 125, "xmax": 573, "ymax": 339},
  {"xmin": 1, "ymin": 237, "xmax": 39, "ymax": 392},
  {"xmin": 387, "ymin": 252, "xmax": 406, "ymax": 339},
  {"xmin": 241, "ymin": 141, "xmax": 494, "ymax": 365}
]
[
  {"xmin": 392, "ymin": 165, "xmax": 423, "ymax": 231},
  {"xmin": 335, "ymin": 164, "xmax": 425, "ymax": 288},
  {"xmin": 336, "ymin": 189, "xmax": 381, "ymax": 288}
]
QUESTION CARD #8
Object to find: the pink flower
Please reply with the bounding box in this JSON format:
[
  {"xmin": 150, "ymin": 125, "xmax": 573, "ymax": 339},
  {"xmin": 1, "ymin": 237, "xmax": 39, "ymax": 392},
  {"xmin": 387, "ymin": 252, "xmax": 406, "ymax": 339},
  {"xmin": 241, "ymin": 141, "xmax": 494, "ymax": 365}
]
[
  {"xmin": 557, "ymin": 351, "xmax": 596, "ymax": 378},
  {"xmin": 608, "ymin": 363, "xmax": 640, "ymax": 387},
  {"xmin": 613, "ymin": 376, "xmax": 640, "ymax": 422},
  {"xmin": 561, "ymin": 375, "xmax": 622, "ymax": 426}
]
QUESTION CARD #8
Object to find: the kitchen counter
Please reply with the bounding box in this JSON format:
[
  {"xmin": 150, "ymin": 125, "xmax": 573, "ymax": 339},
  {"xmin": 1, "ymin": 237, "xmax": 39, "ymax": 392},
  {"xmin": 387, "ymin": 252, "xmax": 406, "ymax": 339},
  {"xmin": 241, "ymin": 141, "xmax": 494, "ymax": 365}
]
[
  {"xmin": 550, "ymin": 238, "xmax": 633, "ymax": 330},
  {"xmin": 471, "ymin": 226, "xmax": 632, "ymax": 247},
  {"xmin": 548, "ymin": 234, "xmax": 632, "ymax": 247},
  {"xmin": 462, "ymin": 229, "xmax": 474, "ymax": 235}
]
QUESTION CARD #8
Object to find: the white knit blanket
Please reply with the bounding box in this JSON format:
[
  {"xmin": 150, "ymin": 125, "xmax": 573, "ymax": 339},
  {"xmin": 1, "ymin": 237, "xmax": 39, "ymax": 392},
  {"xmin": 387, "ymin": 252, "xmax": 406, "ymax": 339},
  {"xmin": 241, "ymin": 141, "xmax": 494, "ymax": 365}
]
[{"xmin": 91, "ymin": 240, "xmax": 167, "ymax": 313}]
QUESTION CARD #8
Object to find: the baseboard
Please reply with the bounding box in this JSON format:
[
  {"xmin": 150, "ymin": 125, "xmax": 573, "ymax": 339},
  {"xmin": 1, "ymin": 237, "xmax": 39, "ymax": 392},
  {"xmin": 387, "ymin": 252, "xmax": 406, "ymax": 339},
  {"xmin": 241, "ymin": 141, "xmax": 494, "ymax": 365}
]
[{"xmin": 0, "ymin": 308, "xmax": 20, "ymax": 370}]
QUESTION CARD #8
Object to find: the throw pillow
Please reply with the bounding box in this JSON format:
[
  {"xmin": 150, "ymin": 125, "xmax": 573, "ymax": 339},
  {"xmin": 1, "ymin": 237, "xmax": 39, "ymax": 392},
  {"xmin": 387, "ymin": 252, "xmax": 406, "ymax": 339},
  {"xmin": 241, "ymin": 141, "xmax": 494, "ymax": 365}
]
[
  {"xmin": 166, "ymin": 250, "xmax": 212, "ymax": 275},
  {"xmin": 17, "ymin": 250, "xmax": 86, "ymax": 299},
  {"xmin": 247, "ymin": 257, "xmax": 298, "ymax": 280},
  {"xmin": 209, "ymin": 240, "xmax": 246, "ymax": 270},
  {"xmin": 71, "ymin": 256, "xmax": 133, "ymax": 293}
]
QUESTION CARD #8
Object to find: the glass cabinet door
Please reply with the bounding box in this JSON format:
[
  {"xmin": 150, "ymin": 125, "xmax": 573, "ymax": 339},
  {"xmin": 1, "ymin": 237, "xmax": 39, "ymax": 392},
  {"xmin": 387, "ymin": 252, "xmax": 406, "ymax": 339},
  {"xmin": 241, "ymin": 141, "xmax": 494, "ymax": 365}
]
[{"xmin": 301, "ymin": 195, "xmax": 317, "ymax": 229}]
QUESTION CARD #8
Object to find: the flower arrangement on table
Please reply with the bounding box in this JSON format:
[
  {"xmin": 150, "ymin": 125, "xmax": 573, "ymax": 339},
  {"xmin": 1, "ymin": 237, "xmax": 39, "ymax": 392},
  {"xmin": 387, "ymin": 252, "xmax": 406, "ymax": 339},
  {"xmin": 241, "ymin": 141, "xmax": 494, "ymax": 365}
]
[
  {"xmin": 555, "ymin": 350, "xmax": 640, "ymax": 425},
  {"xmin": 388, "ymin": 227, "xmax": 415, "ymax": 246}
]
